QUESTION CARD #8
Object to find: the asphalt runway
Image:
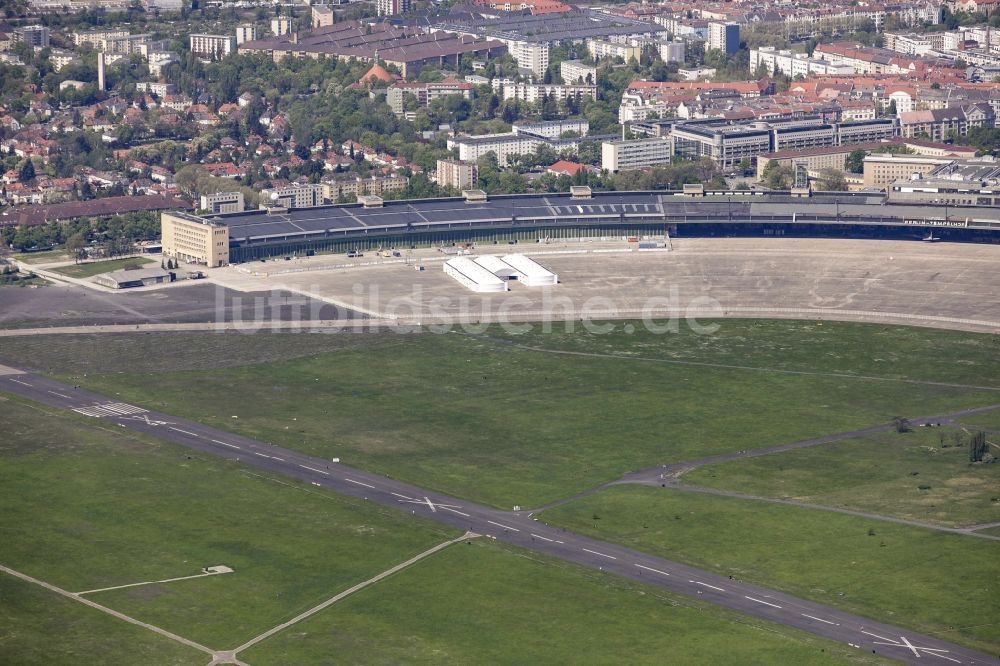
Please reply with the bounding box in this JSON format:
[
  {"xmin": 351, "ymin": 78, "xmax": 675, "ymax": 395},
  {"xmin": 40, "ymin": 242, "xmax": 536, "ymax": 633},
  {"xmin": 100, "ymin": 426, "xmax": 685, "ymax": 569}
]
[
  {"xmin": 3, "ymin": 369, "xmax": 997, "ymax": 666},
  {"xmin": 0, "ymin": 283, "xmax": 363, "ymax": 329}
]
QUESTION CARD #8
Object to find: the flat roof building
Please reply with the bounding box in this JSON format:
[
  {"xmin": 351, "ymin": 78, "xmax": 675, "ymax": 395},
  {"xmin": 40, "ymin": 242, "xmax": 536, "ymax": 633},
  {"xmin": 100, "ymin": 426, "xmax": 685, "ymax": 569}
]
[{"xmin": 161, "ymin": 211, "xmax": 230, "ymax": 267}]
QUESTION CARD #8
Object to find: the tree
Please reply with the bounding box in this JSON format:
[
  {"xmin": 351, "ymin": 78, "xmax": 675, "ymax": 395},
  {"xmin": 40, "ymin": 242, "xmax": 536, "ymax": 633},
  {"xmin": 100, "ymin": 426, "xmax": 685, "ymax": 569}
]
[
  {"xmin": 18, "ymin": 158, "xmax": 35, "ymax": 183},
  {"xmin": 65, "ymin": 232, "xmax": 87, "ymax": 263},
  {"xmin": 969, "ymin": 431, "xmax": 992, "ymax": 463},
  {"xmin": 846, "ymin": 149, "xmax": 867, "ymax": 174},
  {"xmin": 893, "ymin": 416, "xmax": 911, "ymax": 433},
  {"xmin": 815, "ymin": 167, "xmax": 849, "ymax": 192},
  {"xmin": 761, "ymin": 160, "xmax": 794, "ymax": 189}
]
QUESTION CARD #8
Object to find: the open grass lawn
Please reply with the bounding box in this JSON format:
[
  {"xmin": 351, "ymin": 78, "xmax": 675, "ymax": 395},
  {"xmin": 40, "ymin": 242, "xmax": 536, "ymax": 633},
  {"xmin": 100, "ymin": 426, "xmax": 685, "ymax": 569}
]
[
  {"xmin": 243, "ymin": 539, "xmax": 885, "ymax": 666},
  {"xmin": 0, "ymin": 396, "xmax": 456, "ymax": 650},
  {"xmin": 51, "ymin": 257, "xmax": 155, "ymax": 278},
  {"xmin": 958, "ymin": 410, "xmax": 1000, "ymax": 432},
  {"xmin": 542, "ymin": 485, "xmax": 1000, "ymax": 654},
  {"xmin": 980, "ymin": 525, "xmax": 1000, "ymax": 537},
  {"xmin": 0, "ymin": 575, "xmax": 203, "ymax": 666},
  {"xmin": 13, "ymin": 249, "xmax": 70, "ymax": 265},
  {"xmin": 684, "ymin": 426, "xmax": 1000, "ymax": 527},
  {"xmin": 489, "ymin": 319, "xmax": 1000, "ymax": 387},
  {"xmin": 13, "ymin": 326, "xmax": 999, "ymax": 508},
  {"xmin": 0, "ymin": 331, "xmax": 373, "ymax": 375}
]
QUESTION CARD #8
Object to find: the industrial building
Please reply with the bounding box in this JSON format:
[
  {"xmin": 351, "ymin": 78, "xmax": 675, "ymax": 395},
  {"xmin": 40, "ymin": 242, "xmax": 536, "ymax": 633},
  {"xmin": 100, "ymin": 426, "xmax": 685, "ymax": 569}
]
[
  {"xmin": 240, "ymin": 21, "xmax": 505, "ymax": 78},
  {"xmin": 94, "ymin": 267, "xmax": 173, "ymax": 289}
]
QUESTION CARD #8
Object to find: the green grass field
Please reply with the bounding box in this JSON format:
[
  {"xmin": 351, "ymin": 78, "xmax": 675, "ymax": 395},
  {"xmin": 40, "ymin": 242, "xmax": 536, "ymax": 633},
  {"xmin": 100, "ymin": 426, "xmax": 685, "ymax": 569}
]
[
  {"xmin": 243, "ymin": 539, "xmax": 885, "ymax": 666},
  {"xmin": 541, "ymin": 485, "xmax": 1000, "ymax": 654},
  {"xmin": 10, "ymin": 326, "xmax": 997, "ymax": 508},
  {"xmin": 489, "ymin": 319, "xmax": 1000, "ymax": 386},
  {"xmin": 957, "ymin": 410, "xmax": 1000, "ymax": 432},
  {"xmin": 51, "ymin": 257, "xmax": 154, "ymax": 278},
  {"xmin": 3, "ymin": 394, "xmax": 889, "ymax": 665},
  {"xmin": 0, "ymin": 575, "xmax": 203, "ymax": 666},
  {"xmin": 0, "ymin": 396, "xmax": 456, "ymax": 650},
  {"xmin": 979, "ymin": 526, "xmax": 1000, "ymax": 537},
  {"xmin": 684, "ymin": 426, "xmax": 1000, "ymax": 526},
  {"xmin": 13, "ymin": 249, "xmax": 70, "ymax": 264}
]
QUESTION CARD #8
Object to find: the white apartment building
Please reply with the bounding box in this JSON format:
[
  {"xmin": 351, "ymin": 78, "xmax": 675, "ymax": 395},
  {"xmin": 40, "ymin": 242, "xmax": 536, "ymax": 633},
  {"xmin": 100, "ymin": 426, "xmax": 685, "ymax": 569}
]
[
  {"xmin": 560, "ymin": 59, "xmax": 597, "ymax": 84},
  {"xmin": 73, "ymin": 28, "xmax": 128, "ymax": 48},
  {"xmin": 200, "ymin": 191, "xmax": 245, "ymax": 214},
  {"xmin": 513, "ymin": 119, "xmax": 589, "ymax": 138},
  {"xmin": 101, "ymin": 33, "xmax": 152, "ymax": 55},
  {"xmin": 189, "ymin": 34, "xmax": 237, "ymax": 59},
  {"xmin": 750, "ymin": 47, "xmax": 855, "ymax": 77},
  {"xmin": 448, "ymin": 133, "xmax": 544, "ymax": 167},
  {"xmin": 497, "ymin": 82, "xmax": 597, "ymax": 104},
  {"xmin": 235, "ymin": 24, "xmax": 257, "ymax": 45},
  {"xmin": 601, "ymin": 137, "xmax": 672, "ymax": 172},
  {"xmin": 437, "ymin": 159, "xmax": 478, "ymax": 190},
  {"xmin": 497, "ymin": 38, "xmax": 549, "ymax": 77},
  {"xmin": 270, "ymin": 18, "xmax": 293, "ymax": 37},
  {"xmin": 587, "ymin": 38, "xmax": 641, "ymax": 63},
  {"xmin": 260, "ymin": 183, "xmax": 325, "ymax": 209}
]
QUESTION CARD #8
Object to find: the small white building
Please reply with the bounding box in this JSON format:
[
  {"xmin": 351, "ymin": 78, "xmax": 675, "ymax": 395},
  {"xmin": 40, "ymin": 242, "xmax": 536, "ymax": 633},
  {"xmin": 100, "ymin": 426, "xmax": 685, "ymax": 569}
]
[{"xmin": 444, "ymin": 257, "xmax": 508, "ymax": 292}]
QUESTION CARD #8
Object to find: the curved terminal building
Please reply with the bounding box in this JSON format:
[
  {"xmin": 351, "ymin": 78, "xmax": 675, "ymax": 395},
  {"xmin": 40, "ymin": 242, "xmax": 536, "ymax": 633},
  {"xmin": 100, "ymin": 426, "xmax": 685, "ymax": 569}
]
[{"xmin": 161, "ymin": 188, "xmax": 1000, "ymax": 265}]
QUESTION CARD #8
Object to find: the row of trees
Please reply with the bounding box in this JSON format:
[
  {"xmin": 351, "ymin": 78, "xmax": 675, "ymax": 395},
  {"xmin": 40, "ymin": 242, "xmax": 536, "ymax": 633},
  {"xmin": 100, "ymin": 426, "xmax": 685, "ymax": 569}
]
[{"xmin": 1, "ymin": 213, "xmax": 159, "ymax": 252}]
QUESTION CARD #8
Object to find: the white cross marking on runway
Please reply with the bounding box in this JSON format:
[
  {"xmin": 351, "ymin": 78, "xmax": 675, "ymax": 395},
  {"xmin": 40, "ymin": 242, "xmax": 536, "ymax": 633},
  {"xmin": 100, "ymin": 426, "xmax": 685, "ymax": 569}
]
[
  {"xmin": 126, "ymin": 414, "xmax": 174, "ymax": 427},
  {"xmin": 862, "ymin": 632, "xmax": 961, "ymax": 662},
  {"xmin": 397, "ymin": 496, "xmax": 463, "ymax": 514}
]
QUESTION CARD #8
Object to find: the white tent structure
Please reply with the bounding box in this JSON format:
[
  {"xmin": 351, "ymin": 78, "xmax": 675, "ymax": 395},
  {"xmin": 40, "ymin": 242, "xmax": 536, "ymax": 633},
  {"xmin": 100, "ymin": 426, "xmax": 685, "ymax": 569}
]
[
  {"xmin": 500, "ymin": 254, "xmax": 558, "ymax": 286},
  {"xmin": 474, "ymin": 255, "xmax": 519, "ymax": 279},
  {"xmin": 444, "ymin": 257, "xmax": 508, "ymax": 292}
]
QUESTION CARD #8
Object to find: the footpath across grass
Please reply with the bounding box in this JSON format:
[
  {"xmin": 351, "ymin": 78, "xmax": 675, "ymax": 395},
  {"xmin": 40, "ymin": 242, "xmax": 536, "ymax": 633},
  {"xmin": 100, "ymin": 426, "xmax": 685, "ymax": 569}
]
[
  {"xmin": 541, "ymin": 485, "xmax": 1000, "ymax": 655},
  {"xmin": 0, "ymin": 396, "xmax": 456, "ymax": 650},
  {"xmin": 8, "ymin": 328, "xmax": 998, "ymax": 508},
  {"xmin": 0, "ymin": 574, "xmax": 204, "ymax": 666},
  {"xmin": 51, "ymin": 257, "xmax": 154, "ymax": 278},
  {"xmin": 243, "ymin": 539, "xmax": 886, "ymax": 666},
  {"xmin": 684, "ymin": 426, "xmax": 1000, "ymax": 527}
]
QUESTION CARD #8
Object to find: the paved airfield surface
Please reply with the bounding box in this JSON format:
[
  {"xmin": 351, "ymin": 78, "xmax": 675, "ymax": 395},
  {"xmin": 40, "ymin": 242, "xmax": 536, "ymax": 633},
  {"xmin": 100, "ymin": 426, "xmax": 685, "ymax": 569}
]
[
  {"xmin": 212, "ymin": 238, "xmax": 1000, "ymax": 332},
  {"xmin": 0, "ymin": 282, "xmax": 360, "ymax": 329}
]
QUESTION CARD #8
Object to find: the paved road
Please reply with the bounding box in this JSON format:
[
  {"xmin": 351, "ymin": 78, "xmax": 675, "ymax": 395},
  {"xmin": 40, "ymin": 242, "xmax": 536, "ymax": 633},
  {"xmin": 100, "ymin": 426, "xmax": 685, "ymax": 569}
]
[{"xmin": 3, "ymin": 369, "xmax": 998, "ymax": 666}]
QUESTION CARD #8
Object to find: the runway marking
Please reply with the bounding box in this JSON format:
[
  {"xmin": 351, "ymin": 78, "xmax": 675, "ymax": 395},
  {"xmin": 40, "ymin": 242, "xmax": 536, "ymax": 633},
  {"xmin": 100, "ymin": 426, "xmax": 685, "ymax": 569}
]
[
  {"xmin": 390, "ymin": 492, "xmax": 411, "ymax": 499},
  {"xmin": 8, "ymin": 379, "xmax": 33, "ymax": 387},
  {"xmin": 635, "ymin": 564, "xmax": 670, "ymax": 576},
  {"xmin": 299, "ymin": 465, "xmax": 326, "ymax": 474},
  {"xmin": 168, "ymin": 427, "xmax": 198, "ymax": 437},
  {"xmin": 801, "ymin": 614, "xmax": 839, "ymax": 626},
  {"xmin": 253, "ymin": 452, "xmax": 271, "ymax": 458},
  {"xmin": 100, "ymin": 403, "xmax": 148, "ymax": 416},
  {"xmin": 271, "ymin": 457, "xmax": 285, "ymax": 462},
  {"xmin": 487, "ymin": 520, "xmax": 519, "ymax": 532},
  {"xmin": 441, "ymin": 507, "xmax": 470, "ymax": 517},
  {"xmin": 344, "ymin": 478, "xmax": 376, "ymax": 489},
  {"xmin": 863, "ymin": 632, "xmax": 960, "ymax": 662},
  {"xmin": 530, "ymin": 533, "xmax": 563, "ymax": 543},
  {"xmin": 47, "ymin": 390, "xmax": 72, "ymax": 399},
  {"xmin": 745, "ymin": 596, "xmax": 782, "ymax": 609},
  {"xmin": 691, "ymin": 580, "xmax": 725, "ymax": 592},
  {"xmin": 582, "ymin": 548, "xmax": 616, "ymax": 560},
  {"xmin": 212, "ymin": 439, "xmax": 241, "ymax": 450}
]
